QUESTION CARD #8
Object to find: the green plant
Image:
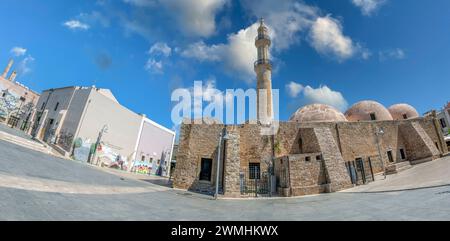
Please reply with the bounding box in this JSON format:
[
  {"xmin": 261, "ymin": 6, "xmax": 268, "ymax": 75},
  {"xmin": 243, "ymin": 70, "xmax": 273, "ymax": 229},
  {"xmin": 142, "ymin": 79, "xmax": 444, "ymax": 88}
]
[{"xmin": 274, "ymin": 140, "xmax": 282, "ymax": 154}]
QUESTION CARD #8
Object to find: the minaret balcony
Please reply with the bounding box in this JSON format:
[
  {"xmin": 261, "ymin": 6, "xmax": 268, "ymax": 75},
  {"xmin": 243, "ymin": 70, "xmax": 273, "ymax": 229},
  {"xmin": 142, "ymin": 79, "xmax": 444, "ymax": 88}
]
[
  {"xmin": 255, "ymin": 34, "xmax": 270, "ymax": 41},
  {"xmin": 254, "ymin": 59, "xmax": 273, "ymax": 68}
]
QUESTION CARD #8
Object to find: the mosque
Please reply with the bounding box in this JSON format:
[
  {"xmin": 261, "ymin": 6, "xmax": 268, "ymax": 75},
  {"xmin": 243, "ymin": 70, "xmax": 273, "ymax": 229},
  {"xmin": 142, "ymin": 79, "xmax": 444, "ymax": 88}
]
[{"xmin": 172, "ymin": 20, "xmax": 448, "ymax": 197}]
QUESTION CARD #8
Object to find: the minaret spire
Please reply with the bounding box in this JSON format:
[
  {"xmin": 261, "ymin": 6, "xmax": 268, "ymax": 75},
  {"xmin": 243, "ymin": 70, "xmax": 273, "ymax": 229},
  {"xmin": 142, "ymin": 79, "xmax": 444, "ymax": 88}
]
[{"xmin": 255, "ymin": 18, "xmax": 273, "ymax": 124}]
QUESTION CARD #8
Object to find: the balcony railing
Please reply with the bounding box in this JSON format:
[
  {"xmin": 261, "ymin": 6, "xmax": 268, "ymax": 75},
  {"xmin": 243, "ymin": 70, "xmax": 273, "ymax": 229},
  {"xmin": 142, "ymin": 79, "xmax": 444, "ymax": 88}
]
[
  {"xmin": 254, "ymin": 59, "xmax": 272, "ymax": 68},
  {"xmin": 255, "ymin": 34, "xmax": 270, "ymax": 41}
]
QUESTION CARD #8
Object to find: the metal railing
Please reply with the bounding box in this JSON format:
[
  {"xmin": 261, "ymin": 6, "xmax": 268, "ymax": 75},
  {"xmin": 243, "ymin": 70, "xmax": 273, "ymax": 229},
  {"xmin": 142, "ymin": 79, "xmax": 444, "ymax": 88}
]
[
  {"xmin": 240, "ymin": 169, "xmax": 271, "ymax": 197},
  {"xmin": 255, "ymin": 34, "xmax": 270, "ymax": 41},
  {"xmin": 254, "ymin": 59, "xmax": 272, "ymax": 68}
]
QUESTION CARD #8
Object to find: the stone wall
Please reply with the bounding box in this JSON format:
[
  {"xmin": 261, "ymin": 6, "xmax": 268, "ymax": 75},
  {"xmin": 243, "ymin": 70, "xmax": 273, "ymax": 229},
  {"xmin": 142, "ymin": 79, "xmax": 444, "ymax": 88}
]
[
  {"xmin": 223, "ymin": 126, "xmax": 241, "ymax": 197},
  {"xmin": 275, "ymin": 153, "xmax": 327, "ymax": 197},
  {"xmin": 238, "ymin": 124, "xmax": 273, "ymax": 172},
  {"xmin": 173, "ymin": 116, "xmax": 447, "ymax": 197},
  {"xmin": 399, "ymin": 121, "xmax": 440, "ymax": 162},
  {"xmin": 314, "ymin": 127, "xmax": 353, "ymax": 192},
  {"xmin": 172, "ymin": 123, "xmax": 224, "ymax": 193}
]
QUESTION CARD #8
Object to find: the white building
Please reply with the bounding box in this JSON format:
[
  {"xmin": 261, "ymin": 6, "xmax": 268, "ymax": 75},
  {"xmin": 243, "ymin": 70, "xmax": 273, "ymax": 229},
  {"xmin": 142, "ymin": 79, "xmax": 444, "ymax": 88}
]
[
  {"xmin": 32, "ymin": 86, "xmax": 175, "ymax": 176},
  {"xmin": 435, "ymin": 102, "xmax": 450, "ymax": 148},
  {"xmin": 0, "ymin": 59, "xmax": 39, "ymax": 131}
]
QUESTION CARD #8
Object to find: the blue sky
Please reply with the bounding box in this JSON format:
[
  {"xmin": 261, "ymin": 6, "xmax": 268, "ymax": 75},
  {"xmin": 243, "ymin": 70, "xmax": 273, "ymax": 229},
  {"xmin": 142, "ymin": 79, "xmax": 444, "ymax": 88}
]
[{"xmin": 1, "ymin": 0, "xmax": 450, "ymax": 133}]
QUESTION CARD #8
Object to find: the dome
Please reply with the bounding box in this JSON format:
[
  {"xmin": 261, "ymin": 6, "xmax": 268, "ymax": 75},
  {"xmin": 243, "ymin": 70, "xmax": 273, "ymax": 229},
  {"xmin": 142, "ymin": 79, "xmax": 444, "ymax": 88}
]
[
  {"xmin": 290, "ymin": 104, "xmax": 347, "ymax": 123},
  {"xmin": 345, "ymin": 101, "xmax": 393, "ymax": 122},
  {"xmin": 388, "ymin": 104, "xmax": 420, "ymax": 120}
]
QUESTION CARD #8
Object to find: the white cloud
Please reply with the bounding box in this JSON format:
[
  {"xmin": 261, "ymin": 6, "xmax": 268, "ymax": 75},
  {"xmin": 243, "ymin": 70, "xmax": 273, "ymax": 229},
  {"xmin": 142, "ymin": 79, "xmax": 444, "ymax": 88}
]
[
  {"xmin": 145, "ymin": 58, "xmax": 163, "ymax": 74},
  {"xmin": 287, "ymin": 82, "xmax": 348, "ymax": 111},
  {"xmin": 181, "ymin": 41, "xmax": 222, "ymax": 62},
  {"xmin": 303, "ymin": 85, "xmax": 348, "ymax": 111},
  {"xmin": 149, "ymin": 42, "xmax": 172, "ymax": 57},
  {"xmin": 162, "ymin": 0, "xmax": 228, "ymax": 37},
  {"xmin": 351, "ymin": 0, "xmax": 386, "ymax": 16},
  {"xmin": 175, "ymin": 78, "xmax": 229, "ymax": 123},
  {"xmin": 123, "ymin": 0, "xmax": 228, "ymax": 38},
  {"xmin": 10, "ymin": 47, "xmax": 27, "ymax": 57},
  {"xmin": 379, "ymin": 48, "xmax": 406, "ymax": 61},
  {"xmin": 123, "ymin": 0, "xmax": 156, "ymax": 7},
  {"xmin": 146, "ymin": 42, "xmax": 172, "ymax": 74},
  {"xmin": 309, "ymin": 16, "xmax": 359, "ymax": 61},
  {"xmin": 240, "ymin": 0, "xmax": 318, "ymax": 51},
  {"xmin": 79, "ymin": 11, "xmax": 111, "ymax": 28},
  {"xmin": 286, "ymin": 81, "xmax": 304, "ymax": 98},
  {"xmin": 182, "ymin": 23, "xmax": 259, "ymax": 83},
  {"xmin": 361, "ymin": 49, "xmax": 372, "ymax": 60},
  {"xmin": 16, "ymin": 55, "xmax": 35, "ymax": 76},
  {"xmin": 183, "ymin": 4, "xmax": 367, "ymax": 82},
  {"xmin": 63, "ymin": 20, "xmax": 90, "ymax": 30}
]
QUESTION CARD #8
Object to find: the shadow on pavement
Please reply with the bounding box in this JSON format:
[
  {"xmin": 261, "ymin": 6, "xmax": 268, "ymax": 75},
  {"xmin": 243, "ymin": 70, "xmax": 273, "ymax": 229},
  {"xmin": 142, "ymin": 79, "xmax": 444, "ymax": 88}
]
[{"xmin": 139, "ymin": 178, "xmax": 173, "ymax": 188}]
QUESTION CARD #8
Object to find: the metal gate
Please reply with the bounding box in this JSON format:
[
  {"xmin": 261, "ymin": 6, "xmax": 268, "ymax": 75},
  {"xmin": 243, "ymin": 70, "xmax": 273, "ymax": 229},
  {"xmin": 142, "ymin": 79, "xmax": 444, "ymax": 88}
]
[
  {"xmin": 346, "ymin": 158, "xmax": 374, "ymax": 185},
  {"xmin": 7, "ymin": 115, "xmax": 20, "ymax": 128},
  {"xmin": 240, "ymin": 168, "xmax": 270, "ymax": 197}
]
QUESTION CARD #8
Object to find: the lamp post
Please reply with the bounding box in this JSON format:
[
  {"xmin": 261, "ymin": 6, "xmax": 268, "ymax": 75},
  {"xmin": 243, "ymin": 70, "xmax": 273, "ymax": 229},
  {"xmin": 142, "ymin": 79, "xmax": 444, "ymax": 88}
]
[
  {"xmin": 215, "ymin": 129, "xmax": 230, "ymax": 200},
  {"xmin": 91, "ymin": 125, "xmax": 108, "ymax": 165},
  {"xmin": 375, "ymin": 127, "xmax": 386, "ymax": 179}
]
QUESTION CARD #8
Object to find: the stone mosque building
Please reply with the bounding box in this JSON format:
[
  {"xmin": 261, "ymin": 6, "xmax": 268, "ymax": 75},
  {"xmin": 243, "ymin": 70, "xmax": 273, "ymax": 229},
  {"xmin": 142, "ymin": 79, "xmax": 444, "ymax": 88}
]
[{"xmin": 172, "ymin": 20, "xmax": 448, "ymax": 198}]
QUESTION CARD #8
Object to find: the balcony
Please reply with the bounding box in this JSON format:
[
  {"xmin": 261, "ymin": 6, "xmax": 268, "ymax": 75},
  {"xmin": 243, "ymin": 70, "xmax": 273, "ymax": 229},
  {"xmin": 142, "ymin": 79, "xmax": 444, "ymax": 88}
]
[
  {"xmin": 255, "ymin": 34, "xmax": 270, "ymax": 41},
  {"xmin": 254, "ymin": 59, "xmax": 272, "ymax": 68}
]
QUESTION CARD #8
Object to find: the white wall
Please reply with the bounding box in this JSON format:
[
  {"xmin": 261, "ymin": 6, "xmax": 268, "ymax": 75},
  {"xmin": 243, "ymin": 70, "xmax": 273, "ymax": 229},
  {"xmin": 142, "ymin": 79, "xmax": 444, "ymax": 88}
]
[
  {"xmin": 135, "ymin": 119, "xmax": 175, "ymax": 176},
  {"xmin": 75, "ymin": 88, "xmax": 143, "ymax": 159}
]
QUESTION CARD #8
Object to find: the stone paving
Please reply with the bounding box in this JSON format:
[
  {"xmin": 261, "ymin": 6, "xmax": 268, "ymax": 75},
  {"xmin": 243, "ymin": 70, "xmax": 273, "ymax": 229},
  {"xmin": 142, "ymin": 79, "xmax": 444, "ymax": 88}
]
[
  {"xmin": 343, "ymin": 156, "xmax": 450, "ymax": 193},
  {"xmin": 1, "ymin": 135, "xmax": 450, "ymax": 220}
]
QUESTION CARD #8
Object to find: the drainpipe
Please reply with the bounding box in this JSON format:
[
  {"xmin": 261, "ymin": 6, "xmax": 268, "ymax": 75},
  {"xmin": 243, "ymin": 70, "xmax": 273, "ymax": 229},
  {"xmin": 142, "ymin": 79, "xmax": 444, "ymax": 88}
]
[{"xmin": 130, "ymin": 115, "xmax": 146, "ymax": 173}]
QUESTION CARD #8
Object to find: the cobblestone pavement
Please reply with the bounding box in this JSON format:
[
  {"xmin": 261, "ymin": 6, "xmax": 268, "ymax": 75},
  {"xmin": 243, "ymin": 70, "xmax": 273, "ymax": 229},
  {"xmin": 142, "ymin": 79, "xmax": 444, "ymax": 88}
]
[{"xmin": 1, "ymin": 139, "xmax": 450, "ymax": 221}]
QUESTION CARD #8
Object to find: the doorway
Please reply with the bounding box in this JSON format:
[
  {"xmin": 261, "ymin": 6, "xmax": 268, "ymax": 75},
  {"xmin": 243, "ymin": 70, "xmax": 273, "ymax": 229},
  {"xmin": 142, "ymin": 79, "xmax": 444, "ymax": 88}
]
[
  {"xmin": 387, "ymin": 150, "xmax": 394, "ymax": 163},
  {"xmin": 199, "ymin": 158, "xmax": 212, "ymax": 181}
]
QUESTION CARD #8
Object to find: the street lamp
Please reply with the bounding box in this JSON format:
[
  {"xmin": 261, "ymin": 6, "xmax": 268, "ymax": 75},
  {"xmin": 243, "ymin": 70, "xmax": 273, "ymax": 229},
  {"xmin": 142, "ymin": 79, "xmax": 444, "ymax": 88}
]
[
  {"xmin": 215, "ymin": 129, "xmax": 230, "ymax": 200},
  {"xmin": 91, "ymin": 125, "xmax": 108, "ymax": 165},
  {"xmin": 375, "ymin": 127, "xmax": 386, "ymax": 179}
]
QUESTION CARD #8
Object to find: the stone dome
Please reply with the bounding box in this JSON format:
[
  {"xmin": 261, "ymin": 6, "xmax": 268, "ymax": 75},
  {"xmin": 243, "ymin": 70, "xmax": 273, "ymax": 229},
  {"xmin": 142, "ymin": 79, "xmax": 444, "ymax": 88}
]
[
  {"xmin": 388, "ymin": 104, "xmax": 420, "ymax": 120},
  {"xmin": 345, "ymin": 100, "xmax": 393, "ymax": 122},
  {"xmin": 290, "ymin": 104, "xmax": 347, "ymax": 123}
]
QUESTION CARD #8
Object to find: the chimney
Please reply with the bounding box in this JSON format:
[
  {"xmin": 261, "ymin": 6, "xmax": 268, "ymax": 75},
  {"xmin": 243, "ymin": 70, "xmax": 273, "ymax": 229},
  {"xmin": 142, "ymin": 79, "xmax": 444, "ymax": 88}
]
[
  {"xmin": 2, "ymin": 59, "xmax": 14, "ymax": 79},
  {"xmin": 9, "ymin": 71, "xmax": 17, "ymax": 82}
]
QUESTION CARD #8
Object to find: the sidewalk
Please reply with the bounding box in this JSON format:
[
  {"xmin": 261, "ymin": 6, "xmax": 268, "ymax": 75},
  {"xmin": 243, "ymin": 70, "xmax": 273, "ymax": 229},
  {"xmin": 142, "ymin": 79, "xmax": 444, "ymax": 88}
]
[
  {"xmin": 342, "ymin": 156, "xmax": 450, "ymax": 193},
  {"xmin": 0, "ymin": 123, "xmax": 63, "ymax": 158}
]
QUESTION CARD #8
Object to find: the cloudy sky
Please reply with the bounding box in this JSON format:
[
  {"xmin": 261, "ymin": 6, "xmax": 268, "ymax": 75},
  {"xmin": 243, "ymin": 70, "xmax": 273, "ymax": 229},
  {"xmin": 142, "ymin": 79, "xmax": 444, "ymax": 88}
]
[{"xmin": 1, "ymin": 0, "xmax": 449, "ymax": 131}]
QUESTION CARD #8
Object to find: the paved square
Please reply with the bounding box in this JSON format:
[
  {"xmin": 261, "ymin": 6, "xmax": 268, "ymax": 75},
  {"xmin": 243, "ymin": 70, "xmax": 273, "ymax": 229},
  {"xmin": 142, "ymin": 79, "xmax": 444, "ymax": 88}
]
[{"xmin": 1, "ymin": 138, "xmax": 450, "ymax": 221}]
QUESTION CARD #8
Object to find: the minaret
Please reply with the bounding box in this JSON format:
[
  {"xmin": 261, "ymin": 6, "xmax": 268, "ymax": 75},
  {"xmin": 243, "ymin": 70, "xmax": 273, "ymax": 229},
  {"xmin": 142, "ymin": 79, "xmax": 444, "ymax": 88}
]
[
  {"xmin": 2, "ymin": 59, "xmax": 14, "ymax": 79},
  {"xmin": 254, "ymin": 18, "xmax": 273, "ymax": 124},
  {"xmin": 9, "ymin": 71, "xmax": 17, "ymax": 82}
]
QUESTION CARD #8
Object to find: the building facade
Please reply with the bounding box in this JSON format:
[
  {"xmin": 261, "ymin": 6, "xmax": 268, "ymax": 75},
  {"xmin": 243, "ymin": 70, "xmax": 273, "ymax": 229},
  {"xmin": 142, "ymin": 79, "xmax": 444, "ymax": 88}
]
[
  {"xmin": 0, "ymin": 59, "xmax": 39, "ymax": 131},
  {"xmin": 32, "ymin": 86, "xmax": 175, "ymax": 177},
  {"xmin": 436, "ymin": 103, "xmax": 450, "ymax": 134},
  {"xmin": 172, "ymin": 20, "xmax": 448, "ymax": 197},
  {"xmin": 436, "ymin": 102, "xmax": 450, "ymax": 149}
]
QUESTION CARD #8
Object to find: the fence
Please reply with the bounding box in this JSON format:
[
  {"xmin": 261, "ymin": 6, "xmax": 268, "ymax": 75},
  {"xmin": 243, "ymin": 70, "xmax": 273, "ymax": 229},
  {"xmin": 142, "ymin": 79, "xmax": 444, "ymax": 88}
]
[{"xmin": 240, "ymin": 167, "xmax": 271, "ymax": 197}]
